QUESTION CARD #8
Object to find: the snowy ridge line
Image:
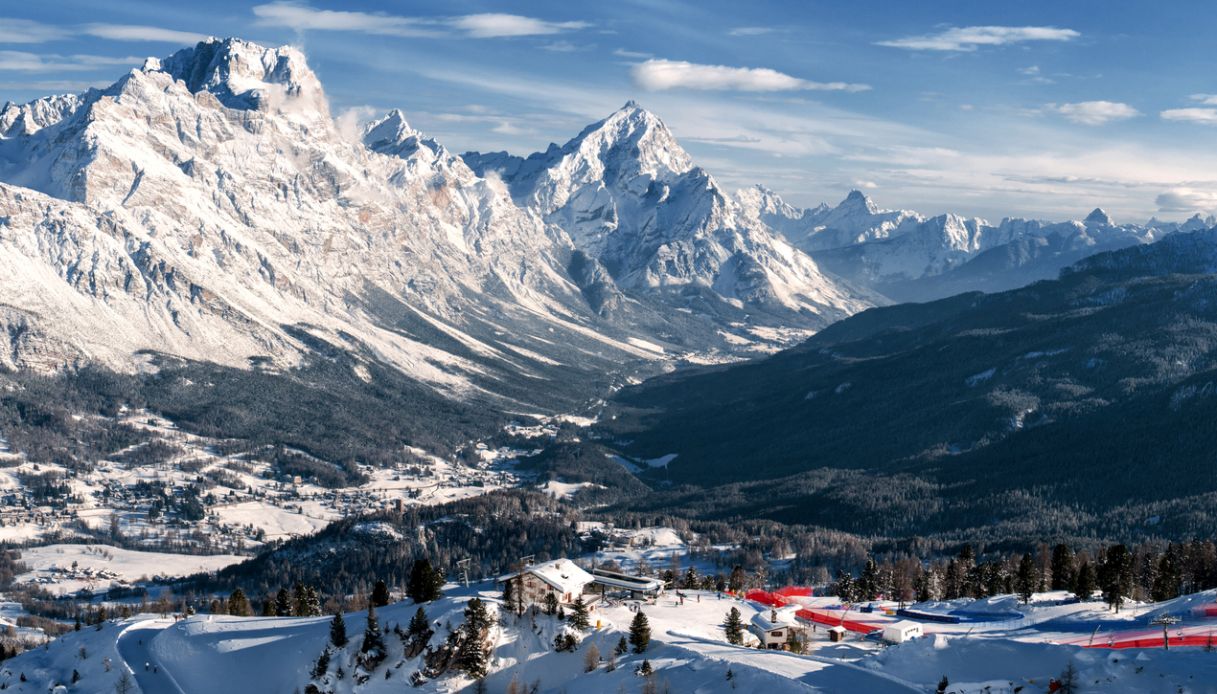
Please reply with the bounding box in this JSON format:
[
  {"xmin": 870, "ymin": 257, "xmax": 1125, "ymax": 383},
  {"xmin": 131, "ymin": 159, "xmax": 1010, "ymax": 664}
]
[{"xmin": 116, "ymin": 620, "xmax": 186, "ymax": 694}]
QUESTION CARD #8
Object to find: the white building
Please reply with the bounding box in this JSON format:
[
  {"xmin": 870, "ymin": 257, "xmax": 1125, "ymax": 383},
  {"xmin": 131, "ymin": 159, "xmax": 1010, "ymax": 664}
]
[
  {"xmin": 881, "ymin": 620, "xmax": 923, "ymax": 644},
  {"xmin": 498, "ymin": 559, "xmax": 595, "ymax": 607},
  {"xmin": 750, "ymin": 606, "xmax": 807, "ymax": 649}
]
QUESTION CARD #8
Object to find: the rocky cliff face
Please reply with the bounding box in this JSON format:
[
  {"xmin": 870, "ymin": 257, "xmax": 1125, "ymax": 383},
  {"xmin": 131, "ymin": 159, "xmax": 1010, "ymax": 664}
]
[
  {"xmin": 0, "ymin": 38, "xmax": 873, "ymax": 404},
  {"xmin": 464, "ymin": 102, "xmax": 870, "ymax": 325}
]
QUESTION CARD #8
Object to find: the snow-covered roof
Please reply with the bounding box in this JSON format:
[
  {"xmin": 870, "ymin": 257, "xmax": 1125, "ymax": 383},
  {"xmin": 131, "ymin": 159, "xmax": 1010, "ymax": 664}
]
[
  {"xmin": 882, "ymin": 620, "xmax": 923, "ymax": 635},
  {"xmin": 499, "ymin": 559, "xmax": 594, "ymax": 595},
  {"xmin": 751, "ymin": 606, "xmax": 801, "ymax": 631}
]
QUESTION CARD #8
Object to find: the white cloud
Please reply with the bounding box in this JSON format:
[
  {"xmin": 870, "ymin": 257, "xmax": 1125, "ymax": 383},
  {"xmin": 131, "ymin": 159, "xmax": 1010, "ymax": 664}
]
[
  {"xmin": 541, "ymin": 41, "xmax": 584, "ymax": 53},
  {"xmin": 1161, "ymin": 107, "xmax": 1217, "ymax": 125},
  {"xmin": 1189, "ymin": 94, "xmax": 1217, "ymax": 106},
  {"xmin": 878, "ymin": 26, "xmax": 1079, "ymax": 52},
  {"xmin": 449, "ymin": 13, "xmax": 588, "ymax": 38},
  {"xmin": 251, "ymin": 3, "xmax": 437, "ymax": 37},
  {"xmin": 1156, "ymin": 187, "xmax": 1217, "ymax": 212},
  {"xmin": 252, "ymin": 3, "xmax": 587, "ymax": 39},
  {"xmin": 1052, "ymin": 101, "xmax": 1140, "ymax": 125},
  {"xmin": 83, "ymin": 24, "xmax": 207, "ymax": 44},
  {"xmin": 613, "ymin": 48, "xmax": 651, "ymax": 59},
  {"xmin": 632, "ymin": 59, "xmax": 869, "ymax": 93},
  {"xmin": 0, "ymin": 18, "xmax": 69, "ymax": 44},
  {"xmin": 728, "ymin": 27, "xmax": 775, "ymax": 37},
  {"xmin": 0, "ymin": 50, "xmax": 143, "ymax": 72}
]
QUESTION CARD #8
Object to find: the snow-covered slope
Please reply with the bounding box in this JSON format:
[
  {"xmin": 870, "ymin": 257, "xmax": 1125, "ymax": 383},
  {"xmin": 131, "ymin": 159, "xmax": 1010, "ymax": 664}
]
[
  {"xmin": 463, "ymin": 103, "xmax": 870, "ymax": 327},
  {"xmin": 0, "ymin": 38, "xmax": 855, "ymax": 408}
]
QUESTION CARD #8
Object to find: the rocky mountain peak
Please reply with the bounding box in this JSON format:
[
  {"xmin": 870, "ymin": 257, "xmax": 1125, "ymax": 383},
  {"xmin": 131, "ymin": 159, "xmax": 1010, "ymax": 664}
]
[
  {"xmin": 568, "ymin": 100, "xmax": 693, "ymax": 180},
  {"xmin": 837, "ymin": 189, "xmax": 879, "ymax": 215},
  {"xmin": 153, "ymin": 37, "xmax": 327, "ymax": 116},
  {"xmin": 1084, "ymin": 207, "xmax": 1115, "ymax": 226}
]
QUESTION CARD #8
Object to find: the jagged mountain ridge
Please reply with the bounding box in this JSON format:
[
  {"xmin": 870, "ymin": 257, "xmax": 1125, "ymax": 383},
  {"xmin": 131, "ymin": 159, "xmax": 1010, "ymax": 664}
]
[
  {"xmin": 738, "ymin": 186, "xmax": 1188, "ymax": 302},
  {"xmin": 0, "ymin": 38, "xmax": 876, "ymax": 417},
  {"xmin": 462, "ymin": 103, "xmax": 870, "ymax": 325}
]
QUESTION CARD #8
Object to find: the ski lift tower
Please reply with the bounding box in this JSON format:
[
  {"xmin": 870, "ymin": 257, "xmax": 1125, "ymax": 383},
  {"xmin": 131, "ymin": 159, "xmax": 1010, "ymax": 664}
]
[
  {"xmin": 456, "ymin": 558, "xmax": 471, "ymax": 588},
  {"xmin": 1151, "ymin": 614, "xmax": 1181, "ymax": 650}
]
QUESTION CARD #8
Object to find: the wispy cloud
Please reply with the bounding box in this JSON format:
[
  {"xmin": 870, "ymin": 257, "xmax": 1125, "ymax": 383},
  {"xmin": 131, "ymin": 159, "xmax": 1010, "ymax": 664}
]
[
  {"xmin": 1019, "ymin": 65, "xmax": 1055, "ymax": 85},
  {"xmin": 448, "ymin": 14, "xmax": 588, "ymax": 38},
  {"xmin": 541, "ymin": 41, "xmax": 588, "ymax": 53},
  {"xmin": 82, "ymin": 24, "xmax": 207, "ymax": 43},
  {"xmin": 613, "ymin": 48, "xmax": 651, "ymax": 59},
  {"xmin": 1161, "ymin": 107, "xmax": 1217, "ymax": 125},
  {"xmin": 878, "ymin": 26, "xmax": 1079, "ymax": 52},
  {"xmin": 728, "ymin": 27, "xmax": 776, "ymax": 37},
  {"xmin": 252, "ymin": 3, "xmax": 587, "ymax": 39},
  {"xmin": 1052, "ymin": 101, "xmax": 1140, "ymax": 125},
  {"xmin": 252, "ymin": 3, "xmax": 437, "ymax": 37},
  {"xmin": 632, "ymin": 59, "xmax": 869, "ymax": 93},
  {"xmin": 1190, "ymin": 94, "xmax": 1217, "ymax": 106},
  {"xmin": 0, "ymin": 18, "xmax": 70, "ymax": 44},
  {"xmin": 0, "ymin": 50, "xmax": 143, "ymax": 72}
]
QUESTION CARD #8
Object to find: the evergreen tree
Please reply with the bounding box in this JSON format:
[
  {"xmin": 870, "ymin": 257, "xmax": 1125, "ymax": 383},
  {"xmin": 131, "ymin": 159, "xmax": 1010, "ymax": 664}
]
[
  {"xmin": 501, "ymin": 577, "xmax": 515, "ymax": 606},
  {"xmin": 408, "ymin": 607, "xmax": 430, "ymax": 638},
  {"xmin": 638, "ymin": 659, "xmax": 653, "ymax": 676},
  {"xmin": 543, "ymin": 591, "xmax": 559, "ymax": 616},
  {"xmin": 329, "ymin": 610, "xmax": 348, "ymax": 648},
  {"xmin": 724, "ymin": 607, "xmax": 744, "ymax": 645},
  {"xmin": 859, "ymin": 559, "xmax": 880, "ymax": 601},
  {"xmin": 1016, "ymin": 552, "xmax": 1037, "ymax": 604},
  {"xmin": 407, "ymin": 559, "xmax": 444, "ymax": 603},
  {"xmin": 304, "ymin": 587, "xmax": 322, "ymax": 616},
  {"xmin": 629, "ymin": 611, "xmax": 651, "ymax": 653},
  {"xmin": 311, "ymin": 648, "xmax": 331, "ymax": 678},
  {"xmin": 292, "ymin": 583, "xmax": 310, "ymax": 617},
  {"xmin": 569, "ymin": 595, "xmax": 591, "ymax": 631},
  {"xmin": 727, "ymin": 565, "xmax": 747, "ymax": 593},
  {"xmin": 1074, "ymin": 560, "xmax": 1097, "ymax": 601},
  {"xmin": 943, "ymin": 559, "xmax": 963, "ymax": 600},
  {"xmin": 834, "ymin": 570, "xmax": 856, "ymax": 603},
  {"xmin": 359, "ymin": 603, "xmax": 386, "ymax": 670},
  {"xmin": 683, "ymin": 565, "xmax": 698, "ymax": 589},
  {"xmin": 1151, "ymin": 544, "xmax": 1183, "ymax": 602},
  {"xmin": 1050, "ymin": 544, "xmax": 1075, "ymax": 591},
  {"xmin": 615, "ymin": 636, "xmax": 628, "ymax": 656},
  {"xmin": 371, "ymin": 580, "xmax": 391, "ymax": 607},
  {"xmin": 456, "ymin": 598, "xmax": 490, "ymax": 679},
  {"xmin": 274, "ymin": 588, "xmax": 292, "ymax": 617},
  {"xmin": 227, "ymin": 588, "xmax": 251, "ymax": 616},
  {"xmin": 1098, "ymin": 544, "xmax": 1134, "ymax": 612}
]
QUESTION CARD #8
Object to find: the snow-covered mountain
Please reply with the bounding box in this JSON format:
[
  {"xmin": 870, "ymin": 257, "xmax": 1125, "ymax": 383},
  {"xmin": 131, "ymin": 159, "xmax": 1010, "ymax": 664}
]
[
  {"xmin": 739, "ymin": 188, "xmax": 1175, "ymax": 302},
  {"xmin": 462, "ymin": 102, "xmax": 869, "ymax": 325},
  {"xmin": 0, "ymin": 39, "xmax": 873, "ymax": 411}
]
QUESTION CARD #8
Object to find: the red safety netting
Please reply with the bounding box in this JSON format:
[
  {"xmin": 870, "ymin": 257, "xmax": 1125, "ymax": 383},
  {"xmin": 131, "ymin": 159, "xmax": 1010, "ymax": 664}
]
[
  {"xmin": 1085, "ymin": 634, "xmax": 1215, "ymax": 649},
  {"xmin": 744, "ymin": 589, "xmax": 881, "ymax": 634}
]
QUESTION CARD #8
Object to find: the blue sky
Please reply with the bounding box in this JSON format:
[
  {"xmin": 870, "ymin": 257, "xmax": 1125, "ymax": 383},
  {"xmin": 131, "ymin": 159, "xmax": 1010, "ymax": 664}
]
[{"xmin": 4, "ymin": 1, "xmax": 1217, "ymax": 221}]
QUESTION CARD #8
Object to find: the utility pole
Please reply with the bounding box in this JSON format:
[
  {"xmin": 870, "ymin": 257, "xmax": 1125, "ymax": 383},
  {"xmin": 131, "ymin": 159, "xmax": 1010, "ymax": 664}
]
[{"xmin": 1151, "ymin": 615, "xmax": 1181, "ymax": 650}]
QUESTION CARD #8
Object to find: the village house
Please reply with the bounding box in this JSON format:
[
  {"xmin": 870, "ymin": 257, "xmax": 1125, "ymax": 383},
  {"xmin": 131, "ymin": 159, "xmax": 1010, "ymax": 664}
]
[
  {"xmin": 750, "ymin": 606, "xmax": 808, "ymax": 650},
  {"xmin": 497, "ymin": 559, "xmax": 595, "ymax": 608}
]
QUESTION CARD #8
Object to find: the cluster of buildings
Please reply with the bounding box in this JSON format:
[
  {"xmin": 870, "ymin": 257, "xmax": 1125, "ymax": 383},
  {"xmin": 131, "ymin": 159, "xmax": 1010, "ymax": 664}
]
[
  {"xmin": 496, "ymin": 558, "xmax": 925, "ymax": 651},
  {"xmin": 496, "ymin": 559, "xmax": 666, "ymax": 608}
]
